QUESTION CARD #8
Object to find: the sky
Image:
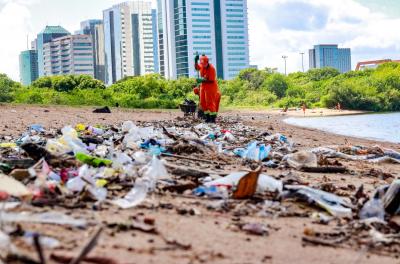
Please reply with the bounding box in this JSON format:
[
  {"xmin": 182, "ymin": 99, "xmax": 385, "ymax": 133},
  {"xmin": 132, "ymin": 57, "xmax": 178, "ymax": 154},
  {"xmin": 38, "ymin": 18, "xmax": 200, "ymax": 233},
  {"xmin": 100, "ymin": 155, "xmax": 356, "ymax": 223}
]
[{"xmin": 0, "ymin": 0, "xmax": 399, "ymax": 81}]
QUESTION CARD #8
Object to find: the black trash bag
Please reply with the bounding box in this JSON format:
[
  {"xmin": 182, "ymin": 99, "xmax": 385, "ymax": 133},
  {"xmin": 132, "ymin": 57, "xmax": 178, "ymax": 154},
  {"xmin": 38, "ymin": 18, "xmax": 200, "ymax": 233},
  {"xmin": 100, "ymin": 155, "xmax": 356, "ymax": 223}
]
[{"xmin": 93, "ymin": 106, "xmax": 111, "ymax": 113}]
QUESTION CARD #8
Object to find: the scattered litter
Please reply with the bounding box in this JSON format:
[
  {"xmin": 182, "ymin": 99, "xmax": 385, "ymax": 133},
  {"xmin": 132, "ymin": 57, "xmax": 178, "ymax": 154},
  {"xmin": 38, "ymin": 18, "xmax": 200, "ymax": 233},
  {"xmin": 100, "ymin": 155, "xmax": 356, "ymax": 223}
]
[{"xmin": 0, "ymin": 114, "xmax": 398, "ymax": 259}]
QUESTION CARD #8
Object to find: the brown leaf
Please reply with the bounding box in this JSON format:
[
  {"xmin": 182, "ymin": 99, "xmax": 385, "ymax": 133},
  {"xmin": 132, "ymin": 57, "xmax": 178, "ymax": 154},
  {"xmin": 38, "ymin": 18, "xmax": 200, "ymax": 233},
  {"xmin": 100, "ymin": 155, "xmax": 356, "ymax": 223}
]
[{"xmin": 232, "ymin": 167, "xmax": 261, "ymax": 199}]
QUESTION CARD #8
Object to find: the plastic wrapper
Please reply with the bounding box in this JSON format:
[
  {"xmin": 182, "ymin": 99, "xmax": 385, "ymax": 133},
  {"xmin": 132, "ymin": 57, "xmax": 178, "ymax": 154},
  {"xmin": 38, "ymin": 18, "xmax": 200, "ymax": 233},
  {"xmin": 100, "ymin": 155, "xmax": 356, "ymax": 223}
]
[
  {"xmin": 284, "ymin": 185, "xmax": 352, "ymax": 218},
  {"xmin": 1, "ymin": 211, "xmax": 87, "ymax": 227},
  {"xmin": 24, "ymin": 232, "xmax": 61, "ymax": 249},
  {"xmin": 75, "ymin": 152, "xmax": 112, "ymax": 167},
  {"xmin": 359, "ymin": 198, "xmax": 385, "ymax": 220}
]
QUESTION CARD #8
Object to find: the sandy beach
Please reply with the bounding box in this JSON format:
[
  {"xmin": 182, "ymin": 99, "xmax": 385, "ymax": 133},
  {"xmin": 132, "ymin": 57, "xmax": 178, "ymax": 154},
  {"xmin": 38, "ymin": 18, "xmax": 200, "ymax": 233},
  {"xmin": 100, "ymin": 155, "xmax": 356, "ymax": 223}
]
[{"xmin": 0, "ymin": 105, "xmax": 399, "ymax": 264}]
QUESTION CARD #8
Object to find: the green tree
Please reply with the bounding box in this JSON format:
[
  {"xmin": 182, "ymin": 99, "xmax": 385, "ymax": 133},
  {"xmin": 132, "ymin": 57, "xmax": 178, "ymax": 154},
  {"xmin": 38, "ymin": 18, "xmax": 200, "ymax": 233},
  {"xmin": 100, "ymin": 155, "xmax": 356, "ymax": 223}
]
[
  {"xmin": 0, "ymin": 74, "xmax": 19, "ymax": 102},
  {"xmin": 262, "ymin": 74, "xmax": 289, "ymax": 98}
]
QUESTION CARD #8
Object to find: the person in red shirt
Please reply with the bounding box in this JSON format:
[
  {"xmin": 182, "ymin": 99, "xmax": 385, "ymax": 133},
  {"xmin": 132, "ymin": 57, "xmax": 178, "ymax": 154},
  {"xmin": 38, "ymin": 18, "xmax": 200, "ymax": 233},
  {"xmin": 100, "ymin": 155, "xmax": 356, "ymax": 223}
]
[{"xmin": 194, "ymin": 54, "xmax": 221, "ymax": 123}]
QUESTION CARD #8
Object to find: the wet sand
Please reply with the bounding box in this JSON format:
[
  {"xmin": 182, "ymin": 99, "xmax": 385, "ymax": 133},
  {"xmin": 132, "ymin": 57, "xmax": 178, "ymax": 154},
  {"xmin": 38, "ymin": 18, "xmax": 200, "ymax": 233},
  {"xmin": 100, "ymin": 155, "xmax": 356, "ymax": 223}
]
[{"xmin": 0, "ymin": 105, "xmax": 399, "ymax": 264}]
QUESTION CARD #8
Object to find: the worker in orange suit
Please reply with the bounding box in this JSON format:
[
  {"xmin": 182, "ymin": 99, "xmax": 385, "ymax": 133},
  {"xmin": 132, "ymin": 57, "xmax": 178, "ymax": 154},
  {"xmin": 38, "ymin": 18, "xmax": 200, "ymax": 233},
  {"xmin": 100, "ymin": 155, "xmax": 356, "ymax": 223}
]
[{"xmin": 194, "ymin": 54, "xmax": 221, "ymax": 123}]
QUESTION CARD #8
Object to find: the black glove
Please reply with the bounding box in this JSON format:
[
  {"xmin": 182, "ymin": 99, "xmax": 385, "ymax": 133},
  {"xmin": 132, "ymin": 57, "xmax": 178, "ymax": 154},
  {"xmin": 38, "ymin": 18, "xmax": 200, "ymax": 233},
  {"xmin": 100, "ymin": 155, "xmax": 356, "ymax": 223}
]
[{"xmin": 194, "ymin": 54, "xmax": 200, "ymax": 64}]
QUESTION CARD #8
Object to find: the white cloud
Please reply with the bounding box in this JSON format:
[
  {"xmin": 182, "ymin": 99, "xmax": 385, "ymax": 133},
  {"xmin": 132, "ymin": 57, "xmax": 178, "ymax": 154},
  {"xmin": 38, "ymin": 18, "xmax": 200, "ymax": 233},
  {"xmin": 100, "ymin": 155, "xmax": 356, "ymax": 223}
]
[
  {"xmin": 0, "ymin": 0, "xmax": 37, "ymax": 81},
  {"xmin": 248, "ymin": 0, "xmax": 400, "ymax": 73}
]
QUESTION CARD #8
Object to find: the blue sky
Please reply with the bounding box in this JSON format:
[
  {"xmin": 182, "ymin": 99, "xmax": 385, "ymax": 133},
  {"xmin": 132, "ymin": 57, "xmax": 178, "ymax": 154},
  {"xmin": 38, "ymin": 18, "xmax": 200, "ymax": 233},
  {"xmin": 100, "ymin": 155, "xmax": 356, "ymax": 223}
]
[{"xmin": 0, "ymin": 0, "xmax": 399, "ymax": 80}]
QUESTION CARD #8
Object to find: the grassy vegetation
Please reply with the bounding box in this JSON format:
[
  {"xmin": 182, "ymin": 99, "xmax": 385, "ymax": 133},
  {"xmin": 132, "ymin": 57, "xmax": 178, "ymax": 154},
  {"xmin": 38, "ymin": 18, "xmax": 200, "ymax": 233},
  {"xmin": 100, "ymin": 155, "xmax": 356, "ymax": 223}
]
[{"xmin": 1, "ymin": 62, "xmax": 400, "ymax": 111}]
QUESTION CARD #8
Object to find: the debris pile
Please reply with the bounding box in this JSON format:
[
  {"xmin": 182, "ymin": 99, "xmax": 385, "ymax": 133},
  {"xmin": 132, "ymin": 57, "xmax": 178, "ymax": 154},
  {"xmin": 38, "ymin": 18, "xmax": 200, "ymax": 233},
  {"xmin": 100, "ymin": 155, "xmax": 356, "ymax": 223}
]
[{"xmin": 0, "ymin": 116, "xmax": 399, "ymax": 262}]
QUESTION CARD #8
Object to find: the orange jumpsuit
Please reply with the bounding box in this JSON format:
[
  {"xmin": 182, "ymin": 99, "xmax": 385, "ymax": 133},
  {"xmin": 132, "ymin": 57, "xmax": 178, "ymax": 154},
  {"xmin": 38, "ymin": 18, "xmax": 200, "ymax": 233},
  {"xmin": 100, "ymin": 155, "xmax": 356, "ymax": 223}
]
[{"xmin": 195, "ymin": 62, "xmax": 221, "ymax": 116}]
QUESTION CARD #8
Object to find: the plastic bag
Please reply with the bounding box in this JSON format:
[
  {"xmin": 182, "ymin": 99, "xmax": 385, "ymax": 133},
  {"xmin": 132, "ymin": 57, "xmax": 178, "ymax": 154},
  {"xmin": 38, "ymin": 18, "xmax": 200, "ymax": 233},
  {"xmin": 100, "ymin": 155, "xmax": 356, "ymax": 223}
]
[
  {"xmin": 285, "ymin": 151, "xmax": 318, "ymax": 169},
  {"xmin": 111, "ymin": 182, "xmax": 148, "ymax": 209},
  {"xmin": 204, "ymin": 172, "xmax": 283, "ymax": 194},
  {"xmin": 122, "ymin": 121, "xmax": 136, "ymax": 133},
  {"xmin": 111, "ymin": 156, "xmax": 169, "ymax": 209},
  {"xmin": 140, "ymin": 156, "xmax": 170, "ymax": 185}
]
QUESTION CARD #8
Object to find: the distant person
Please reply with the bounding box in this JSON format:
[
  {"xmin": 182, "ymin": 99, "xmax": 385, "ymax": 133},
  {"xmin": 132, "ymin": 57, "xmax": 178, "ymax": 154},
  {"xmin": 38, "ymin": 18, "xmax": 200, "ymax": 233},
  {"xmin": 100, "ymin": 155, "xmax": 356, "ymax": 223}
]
[
  {"xmin": 337, "ymin": 102, "xmax": 342, "ymax": 112},
  {"xmin": 194, "ymin": 54, "xmax": 221, "ymax": 123},
  {"xmin": 302, "ymin": 103, "xmax": 306, "ymax": 116},
  {"xmin": 283, "ymin": 106, "xmax": 289, "ymax": 113}
]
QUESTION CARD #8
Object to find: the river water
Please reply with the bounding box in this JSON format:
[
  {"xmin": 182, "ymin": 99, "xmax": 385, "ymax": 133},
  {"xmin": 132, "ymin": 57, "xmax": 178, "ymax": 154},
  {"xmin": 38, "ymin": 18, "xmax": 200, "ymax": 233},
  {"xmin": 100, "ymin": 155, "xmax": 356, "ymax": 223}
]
[{"xmin": 284, "ymin": 113, "xmax": 400, "ymax": 143}]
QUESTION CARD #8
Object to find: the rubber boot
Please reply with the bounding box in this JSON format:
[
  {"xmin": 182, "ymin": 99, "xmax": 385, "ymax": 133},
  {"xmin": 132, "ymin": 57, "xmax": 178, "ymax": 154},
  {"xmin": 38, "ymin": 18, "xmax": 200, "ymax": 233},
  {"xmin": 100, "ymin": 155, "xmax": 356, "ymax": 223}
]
[
  {"xmin": 204, "ymin": 113, "xmax": 211, "ymax": 123},
  {"xmin": 198, "ymin": 109, "xmax": 205, "ymax": 120},
  {"xmin": 209, "ymin": 115, "xmax": 217, "ymax": 123}
]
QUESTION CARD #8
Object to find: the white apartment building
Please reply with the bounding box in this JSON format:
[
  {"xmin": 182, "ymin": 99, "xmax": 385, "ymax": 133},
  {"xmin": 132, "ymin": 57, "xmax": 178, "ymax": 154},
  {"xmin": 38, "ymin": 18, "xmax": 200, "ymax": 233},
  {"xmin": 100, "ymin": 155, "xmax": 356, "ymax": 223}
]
[
  {"xmin": 103, "ymin": 1, "xmax": 155, "ymax": 85},
  {"xmin": 43, "ymin": 35, "xmax": 94, "ymax": 77},
  {"xmin": 158, "ymin": 0, "xmax": 249, "ymax": 80}
]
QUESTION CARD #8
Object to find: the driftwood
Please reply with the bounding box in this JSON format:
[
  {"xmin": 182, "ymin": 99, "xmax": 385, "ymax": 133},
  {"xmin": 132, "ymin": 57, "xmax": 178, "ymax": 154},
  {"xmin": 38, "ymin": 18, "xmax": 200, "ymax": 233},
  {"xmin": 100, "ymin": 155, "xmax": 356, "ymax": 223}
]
[
  {"xmin": 69, "ymin": 227, "xmax": 104, "ymax": 264},
  {"xmin": 162, "ymin": 153, "xmax": 226, "ymax": 165},
  {"xmin": 301, "ymin": 166, "xmax": 347, "ymax": 174},
  {"xmin": 302, "ymin": 235, "xmax": 350, "ymax": 247},
  {"xmin": 165, "ymin": 163, "xmax": 210, "ymax": 178}
]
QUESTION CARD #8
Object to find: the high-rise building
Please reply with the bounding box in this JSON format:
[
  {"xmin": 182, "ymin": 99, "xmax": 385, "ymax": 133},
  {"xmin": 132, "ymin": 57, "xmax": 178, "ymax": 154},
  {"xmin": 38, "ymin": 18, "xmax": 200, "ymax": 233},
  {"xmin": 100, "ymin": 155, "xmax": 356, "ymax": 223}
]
[
  {"xmin": 80, "ymin": 20, "xmax": 106, "ymax": 82},
  {"xmin": 43, "ymin": 34, "xmax": 94, "ymax": 77},
  {"xmin": 103, "ymin": 1, "xmax": 155, "ymax": 85},
  {"xmin": 309, "ymin": 44, "xmax": 351, "ymax": 73},
  {"xmin": 37, "ymin": 26, "xmax": 71, "ymax": 77},
  {"xmin": 19, "ymin": 50, "xmax": 38, "ymax": 86},
  {"xmin": 152, "ymin": 9, "xmax": 159, "ymax": 73},
  {"xmin": 157, "ymin": 0, "xmax": 249, "ymax": 80},
  {"xmin": 94, "ymin": 23, "xmax": 106, "ymax": 82}
]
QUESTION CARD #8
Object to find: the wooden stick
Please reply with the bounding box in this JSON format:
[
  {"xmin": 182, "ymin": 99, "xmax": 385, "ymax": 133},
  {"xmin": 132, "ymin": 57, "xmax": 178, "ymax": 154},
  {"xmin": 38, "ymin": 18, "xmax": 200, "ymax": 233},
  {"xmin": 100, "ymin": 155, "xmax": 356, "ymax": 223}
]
[
  {"xmin": 33, "ymin": 234, "xmax": 46, "ymax": 264},
  {"xmin": 69, "ymin": 227, "xmax": 103, "ymax": 264},
  {"xmin": 161, "ymin": 153, "xmax": 227, "ymax": 165}
]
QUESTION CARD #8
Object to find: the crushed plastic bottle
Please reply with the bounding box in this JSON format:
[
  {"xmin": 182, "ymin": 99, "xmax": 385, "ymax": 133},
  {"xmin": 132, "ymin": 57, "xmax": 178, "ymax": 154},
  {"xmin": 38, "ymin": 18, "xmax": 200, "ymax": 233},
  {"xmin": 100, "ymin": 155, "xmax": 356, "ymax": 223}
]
[
  {"xmin": 88, "ymin": 126, "xmax": 104, "ymax": 136},
  {"xmin": 29, "ymin": 124, "xmax": 45, "ymax": 133},
  {"xmin": 234, "ymin": 142, "xmax": 271, "ymax": 162}
]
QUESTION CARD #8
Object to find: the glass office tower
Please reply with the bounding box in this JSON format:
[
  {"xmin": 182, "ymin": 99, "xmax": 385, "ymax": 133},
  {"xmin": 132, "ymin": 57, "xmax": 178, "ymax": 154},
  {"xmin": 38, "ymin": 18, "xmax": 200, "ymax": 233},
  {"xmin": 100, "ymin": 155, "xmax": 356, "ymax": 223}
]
[
  {"xmin": 103, "ymin": 1, "xmax": 155, "ymax": 85},
  {"xmin": 158, "ymin": 0, "xmax": 249, "ymax": 80},
  {"xmin": 19, "ymin": 50, "xmax": 38, "ymax": 86},
  {"xmin": 309, "ymin": 44, "xmax": 352, "ymax": 73},
  {"xmin": 37, "ymin": 26, "xmax": 71, "ymax": 77}
]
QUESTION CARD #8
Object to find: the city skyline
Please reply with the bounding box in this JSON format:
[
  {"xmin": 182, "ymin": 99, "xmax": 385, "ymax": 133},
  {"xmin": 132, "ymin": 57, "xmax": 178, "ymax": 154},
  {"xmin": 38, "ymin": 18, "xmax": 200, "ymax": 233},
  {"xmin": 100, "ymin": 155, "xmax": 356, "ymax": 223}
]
[{"xmin": 2, "ymin": 0, "xmax": 400, "ymax": 81}]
